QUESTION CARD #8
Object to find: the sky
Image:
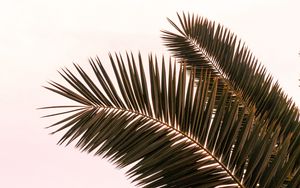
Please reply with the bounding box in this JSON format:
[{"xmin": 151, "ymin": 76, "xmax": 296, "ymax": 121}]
[{"xmin": 0, "ymin": 0, "xmax": 300, "ymax": 187}]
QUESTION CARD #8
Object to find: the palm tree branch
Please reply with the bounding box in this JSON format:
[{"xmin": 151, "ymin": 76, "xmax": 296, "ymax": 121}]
[
  {"xmin": 162, "ymin": 12, "xmax": 300, "ymax": 137},
  {"xmin": 41, "ymin": 53, "xmax": 299, "ymax": 187}
]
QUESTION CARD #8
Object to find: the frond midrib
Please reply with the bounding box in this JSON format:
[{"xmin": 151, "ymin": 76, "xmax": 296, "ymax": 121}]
[
  {"xmin": 95, "ymin": 104, "xmax": 244, "ymax": 188},
  {"xmin": 186, "ymin": 36, "xmax": 252, "ymax": 115}
]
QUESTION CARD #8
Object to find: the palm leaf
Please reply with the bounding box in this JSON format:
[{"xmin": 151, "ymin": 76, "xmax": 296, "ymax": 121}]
[
  {"xmin": 162, "ymin": 12, "xmax": 300, "ymax": 136},
  {"xmin": 42, "ymin": 52, "xmax": 299, "ymax": 187},
  {"xmin": 162, "ymin": 12, "xmax": 300, "ymax": 186}
]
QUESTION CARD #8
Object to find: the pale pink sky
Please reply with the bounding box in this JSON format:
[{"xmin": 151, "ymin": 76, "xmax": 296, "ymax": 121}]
[{"xmin": 1, "ymin": 0, "xmax": 300, "ymax": 187}]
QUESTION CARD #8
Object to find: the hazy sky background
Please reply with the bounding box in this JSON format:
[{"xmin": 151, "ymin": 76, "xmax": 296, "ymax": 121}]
[{"xmin": 1, "ymin": 0, "xmax": 300, "ymax": 187}]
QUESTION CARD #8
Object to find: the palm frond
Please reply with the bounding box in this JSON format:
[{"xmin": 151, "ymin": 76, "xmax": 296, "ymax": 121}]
[
  {"xmin": 162, "ymin": 13, "xmax": 300, "ymax": 137},
  {"xmin": 162, "ymin": 13, "xmax": 300, "ymax": 186},
  {"xmin": 42, "ymin": 52, "xmax": 299, "ymax": 187}
]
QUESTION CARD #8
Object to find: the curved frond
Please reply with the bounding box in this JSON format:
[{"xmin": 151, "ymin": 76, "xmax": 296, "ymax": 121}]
[
  {"xmin": 162, "ymin": 13, "xmax": 300, "ymax": 186},
  {"xmin": 42, "ymin": 53, "xmax": 299, "ymax": 187},
  {"xmin": 162, "ymin": 13, "xmax": 300, "ymax": 136}
]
